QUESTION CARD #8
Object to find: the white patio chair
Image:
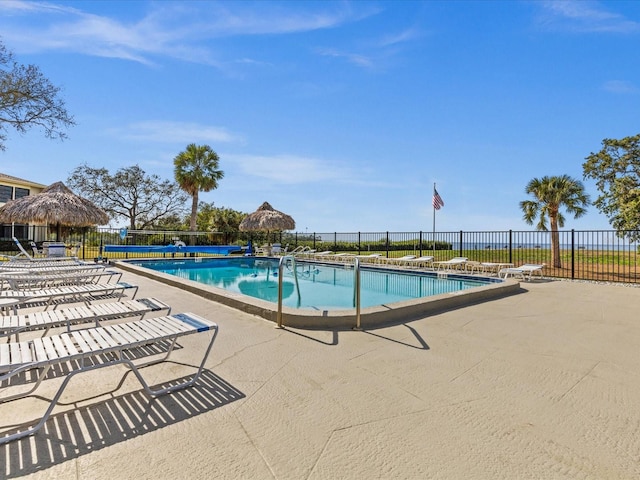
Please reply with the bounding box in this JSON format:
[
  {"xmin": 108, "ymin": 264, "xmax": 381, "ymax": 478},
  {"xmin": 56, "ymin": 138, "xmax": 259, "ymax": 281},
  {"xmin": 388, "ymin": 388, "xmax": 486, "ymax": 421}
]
[{"xmin": 0, "ymin": 312, "xmax": 218, "ymax": 445}]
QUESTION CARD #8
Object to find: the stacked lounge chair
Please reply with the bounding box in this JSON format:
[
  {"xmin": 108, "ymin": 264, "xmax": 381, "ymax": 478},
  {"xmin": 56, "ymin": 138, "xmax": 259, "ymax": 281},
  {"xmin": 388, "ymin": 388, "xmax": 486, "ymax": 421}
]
[
  {"xmin": 499, "ymin": 264, "xmax": 545, "ymax": 281},
  {"xmin": 433, "ymin": 257, "xmax": 468, "ymax": 271},
  {"xmin": 0, "ymin": 266, "xmax": 219, "ymax": 446},
  {"xmin": 2, "ymin": 237, "xmax": 79, "ymax": 263}
]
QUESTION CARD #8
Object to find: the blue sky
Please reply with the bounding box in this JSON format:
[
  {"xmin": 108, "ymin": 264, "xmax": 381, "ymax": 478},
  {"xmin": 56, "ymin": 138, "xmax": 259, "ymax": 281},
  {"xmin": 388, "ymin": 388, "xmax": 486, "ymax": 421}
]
[{"xmin": 1, "ymin": 0, "xmax": 639, "ymax": 233}]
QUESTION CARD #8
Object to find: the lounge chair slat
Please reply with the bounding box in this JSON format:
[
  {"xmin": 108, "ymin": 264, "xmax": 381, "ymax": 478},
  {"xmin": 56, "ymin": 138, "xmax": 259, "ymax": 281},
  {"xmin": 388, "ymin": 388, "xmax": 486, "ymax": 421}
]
[
  {"xmin": 139, "ymin": 317, "xmax": 184, "ymax": 337},
  {"xmin": 59, "ymin": 333, "xmax": 79, "ymax": 356},
  {"xmin": 50, "ymin": 335, "xmax": 71, "ymax": 358},
  {"xmin": 19, "ymin": 342, "xmax": 33, "ymax": 364},
  {"xmin": 134, "ymin": 320, "xmax": 167, "ymax": 340},
  {"xmin": 70, "ymin": 331, "xmax": 91, "ymax": 353},
  {"xmin": 107, "ymin": 323, "xmax": 138, "ymax": 344},
  {"xmin": 32, "ymin": 338, "xmax": 48, "ymax": 362},
  {"xmin": 6, "ymin": 342, "xmax": 32, "ymax": 366},
  {"xmin": 90, "ymin": 327, "xmax": 118, "ymax": 350},
  {"xmin": 77, "ymin": 329, "xmax": 101, "ymax": 352},
  {"xmin": 90, "ymin": 303, "xmax": 116, "ymax": 315},
  {"xmin": 8, "ymin": 343, "xmax": 20, "ymax": 365},
  {"xmin": 134, "ymin": 318, "xmax": 168, "ymax": 338},
  {"xmin": 126, "ymin": 323, "xmax": 166, "ymax": 342},
  {"xmin": 116, "ymin": 322, "xmax": 153, "ymax": 345},
  {"xmin": 101, "ymin": 324, "xmax": 128, "ymax": 346},
  {"xmin": 131, "ymin": 318, "xmax": 168, "ymax": 339},
  {"xmin": 0, "ymin": 343, "xmax": 9, "ymax": 366},
  {"xmin": 40, "ymin": 336, "xmax": 60, "ymax": 361},
  {"xmin": 147, "ymin": 316, "xmax": 193, "ymax": 336}
]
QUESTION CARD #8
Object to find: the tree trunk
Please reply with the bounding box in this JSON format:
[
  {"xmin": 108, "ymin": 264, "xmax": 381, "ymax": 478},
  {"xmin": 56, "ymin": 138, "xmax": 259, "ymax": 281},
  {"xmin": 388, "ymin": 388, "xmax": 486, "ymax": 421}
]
[
  {"xmin": 190, "ymin": 192, "xmax": 198, "ymax": 245},
  {"xmin": 550, "ymin": 216, "xmax": 561, "ymax": 268}
]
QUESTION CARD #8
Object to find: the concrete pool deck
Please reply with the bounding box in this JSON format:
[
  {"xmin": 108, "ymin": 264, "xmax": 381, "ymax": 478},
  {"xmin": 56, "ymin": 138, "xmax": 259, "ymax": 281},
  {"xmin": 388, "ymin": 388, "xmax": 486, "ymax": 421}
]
[{"xmin": 2, "ymin": 270, "xmax": 640, "ymax": 479}]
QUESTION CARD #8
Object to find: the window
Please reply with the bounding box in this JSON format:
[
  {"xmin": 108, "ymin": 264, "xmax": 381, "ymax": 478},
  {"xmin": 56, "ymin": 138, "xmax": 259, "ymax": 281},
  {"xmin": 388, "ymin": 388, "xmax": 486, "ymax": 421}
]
[
  {"xmin": 0, "ymin": 185, "xmax": 12, "ymax": 203},
  {"xmin": 14, "ymin": 188, "xmax": 29, "ymax": 199}
]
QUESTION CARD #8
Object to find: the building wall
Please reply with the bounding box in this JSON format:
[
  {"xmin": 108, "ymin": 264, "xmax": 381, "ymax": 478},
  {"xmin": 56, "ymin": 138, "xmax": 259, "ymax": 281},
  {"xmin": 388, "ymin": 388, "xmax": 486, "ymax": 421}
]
[{"xmin": 0, "ymin": 173, "xmax": 47, "ymax": 240}]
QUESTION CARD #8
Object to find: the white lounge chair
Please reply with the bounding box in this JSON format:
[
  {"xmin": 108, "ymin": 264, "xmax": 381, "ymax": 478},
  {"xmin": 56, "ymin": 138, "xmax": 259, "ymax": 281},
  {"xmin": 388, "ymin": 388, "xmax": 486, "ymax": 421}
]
[
  {"xmin": 254, "ymin": 244, "xmax": 269, "ymax": 256},
  {"xmin": 477, "ymin": 262, "xmax": 514, "ymax": 276},
  {"xmin": 403, "ymin": 256, "xmax": 435, "ymax": 268},
  {"xmin": 307, "ymin": 250, "xmax": 333, "ymax": 260},
  {"xmin": 354, "ymin": 253, "xmax": 383, "ymax": 264},
  {"xmin": 1, "ymin": 297, "xmax": 171, "ymax": 341},
  {"xmin": 329, "ymin": 253, "xmax": 356, "ymax": 262},
  {"xmin": 29, "ymin": 242, "xmax": 44, "ymax": 258},
  {"xmin": 499, "ymin": 264, "xmax": 545, "ymax": 281},
  {"xmin": 0, "ymin": 263, "xmax": 107, "ymax": 274},
  {"xmin": 433, "ymin": 257, "xmax": 468, "ymax": 271},
  {"xmin": 0, "ymin": 282, "xmax": 138, "ymax": 308},
  {"xmin": 0, "ymin": 312, "xmax": 218, "ymax": 445},
  {"xmin": 0, "ymin": 269, "xmax": 122, "ymax": 290},
  {"xmin": 10, "ymin": 237, "xmax": 77, "ymax": 262},
  {"xmin": 383, "ymin": 255, "xmax": 417, "ymax": 266}
]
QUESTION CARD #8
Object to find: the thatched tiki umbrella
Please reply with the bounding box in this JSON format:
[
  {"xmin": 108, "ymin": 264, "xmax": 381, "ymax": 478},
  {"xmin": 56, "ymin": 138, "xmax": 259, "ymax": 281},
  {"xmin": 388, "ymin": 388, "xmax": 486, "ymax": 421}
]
[
  {"xmin": 0, "ymin": 181, "xmax": 109, "ymax": 240},
  {"xmin": 239, "ymin": 201, "xmax": 295, "ymax": 246}
]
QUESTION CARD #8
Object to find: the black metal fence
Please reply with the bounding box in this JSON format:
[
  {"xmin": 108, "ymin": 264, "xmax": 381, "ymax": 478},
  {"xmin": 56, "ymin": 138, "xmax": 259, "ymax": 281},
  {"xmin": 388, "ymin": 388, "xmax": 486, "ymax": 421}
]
[{"xmin": 2, "ymin": 226, "xmax": 638, "ymax": 284}]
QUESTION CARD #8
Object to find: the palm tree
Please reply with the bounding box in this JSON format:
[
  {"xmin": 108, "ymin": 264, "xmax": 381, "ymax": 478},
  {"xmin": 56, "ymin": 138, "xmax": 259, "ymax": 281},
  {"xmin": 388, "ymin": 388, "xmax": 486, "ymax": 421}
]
[
  {"xmin": 520, "ymin": 175, "xmax": 590, "ymax": 268},
  {"xmin": 174, "ymin": 144, "xmax": 224, "ymax": 236}
]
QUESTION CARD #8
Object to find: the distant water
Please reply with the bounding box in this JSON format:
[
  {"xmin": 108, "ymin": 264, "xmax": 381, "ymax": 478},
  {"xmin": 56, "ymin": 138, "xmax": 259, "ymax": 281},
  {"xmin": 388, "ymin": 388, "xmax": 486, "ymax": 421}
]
[
  {"xmin": 456, "ymin": 243, "xmax": 637, "ymax": 251},
  {"xmin": 315, "ymin": 232, "xmax": 639, "ymax": 251}
]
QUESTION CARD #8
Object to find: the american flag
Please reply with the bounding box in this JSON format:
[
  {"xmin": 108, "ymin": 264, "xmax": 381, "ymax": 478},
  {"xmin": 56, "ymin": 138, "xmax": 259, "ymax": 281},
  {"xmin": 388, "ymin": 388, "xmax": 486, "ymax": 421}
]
[{"xmin": 432, "ymin": 188, "xmax": 444, "ymax": 210}]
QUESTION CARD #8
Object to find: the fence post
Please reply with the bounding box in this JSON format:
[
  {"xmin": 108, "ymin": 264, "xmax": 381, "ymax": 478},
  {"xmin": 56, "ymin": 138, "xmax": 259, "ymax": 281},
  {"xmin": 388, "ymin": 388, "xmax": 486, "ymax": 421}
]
[
  {"xmin": 571, "ymin": 229, "xmax": 575, "ymax": 280},
  {"xmin": 358, "ymin": 232, "xmax": 361, "ymax": 254},
  {"xmin": 459, "ymin": 231, "xmax": 463, "ymax": 257},
  {"xmin": 386, "ymin": 232, "xmax": 390, "ymax": 258},
  {"xmin": 419, "ymin": 231, "xmax": 423, "ymax": 257},
  {"xmin": 509, "ymin": 230, "xmax": 512, "ymax": 264}
]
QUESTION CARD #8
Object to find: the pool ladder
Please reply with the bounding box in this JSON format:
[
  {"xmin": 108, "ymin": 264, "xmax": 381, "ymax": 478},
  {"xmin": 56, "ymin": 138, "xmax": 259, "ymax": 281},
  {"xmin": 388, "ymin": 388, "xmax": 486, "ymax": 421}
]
[
  {"xmin": 276, "ymin": 256, "xmax": 362, "ymax": 330},
  {"xmin": 277, "ymin": 255, "xmax": 362, "ymax": 330},
  {"xmin": 354, "ymin": 258, "xmax": 361, "ymax": 330},
  {"xmin": 277, "ymin": 255, "xmax": 301, "ymax": 328}
]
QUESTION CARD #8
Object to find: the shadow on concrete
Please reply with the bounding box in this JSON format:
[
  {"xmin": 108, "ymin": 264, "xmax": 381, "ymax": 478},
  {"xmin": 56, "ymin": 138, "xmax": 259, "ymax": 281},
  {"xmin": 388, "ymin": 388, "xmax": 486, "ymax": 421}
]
[
  {"xmin": 363, "ymin": 323, "xmax": 430, "ymax": 350},
  {"xmin": 0, "ymin": 370, "xmax": 244, "ymax": 478},
  {"xmin": 280, "ymin": 326, "xmax": 339, "ymax": 346}
]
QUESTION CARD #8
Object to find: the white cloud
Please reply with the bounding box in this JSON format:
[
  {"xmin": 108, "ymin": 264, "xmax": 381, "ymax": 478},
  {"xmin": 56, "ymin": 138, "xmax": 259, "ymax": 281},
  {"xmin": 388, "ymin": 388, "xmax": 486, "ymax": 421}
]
[
  {"xmin": 602, "ymin": 80, "xmax": 638, "ymax": 94},
  {"xmin": 224, "ymin": 153, "xmax": 405, "ymax": 190},
  {"xmin": 316, "ymin": 47, "xmax": 374, "ymax": 68},
  {"xmin": 0, "ymin": 0, "xmax": 376, "ymax": 66},
  {"xmin": 113, "ymin": 121, "xmax": 243, "ymax": 144},
  {"xmin": 226, "ymin": 153, "xmax": 350, "ymax": 184},
  {"xmin": 377, "ymin": 28, "xmax": 421, "ymax": 47},
  {"xmin": 536, "ymin": 1, "xmax": 640, "ymax": 34}
]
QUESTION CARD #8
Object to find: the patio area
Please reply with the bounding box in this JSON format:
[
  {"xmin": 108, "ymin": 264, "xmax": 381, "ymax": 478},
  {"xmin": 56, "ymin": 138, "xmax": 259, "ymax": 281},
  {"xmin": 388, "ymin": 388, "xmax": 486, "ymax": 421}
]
[{"xmin": 2, "ymin": 270, "xmax": 640, "ymax": 479}]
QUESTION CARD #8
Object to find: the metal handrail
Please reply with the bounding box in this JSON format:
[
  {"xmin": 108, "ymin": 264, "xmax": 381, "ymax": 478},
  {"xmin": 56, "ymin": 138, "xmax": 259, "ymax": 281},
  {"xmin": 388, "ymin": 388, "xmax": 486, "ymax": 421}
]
[
  {"xmin": 277, "ymin": 255, "xmax": 300, "ymax": 328},
  {"xmin": 354, "ymin": 258, "xmax": 361, "ymax": 330}
]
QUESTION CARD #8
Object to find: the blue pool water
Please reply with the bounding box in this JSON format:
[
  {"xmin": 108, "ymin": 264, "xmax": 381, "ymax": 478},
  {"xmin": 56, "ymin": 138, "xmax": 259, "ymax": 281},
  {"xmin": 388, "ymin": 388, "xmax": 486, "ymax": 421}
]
[{"xmin": 130, "ymin": 257, "xmax": 498, "ymax": 311}]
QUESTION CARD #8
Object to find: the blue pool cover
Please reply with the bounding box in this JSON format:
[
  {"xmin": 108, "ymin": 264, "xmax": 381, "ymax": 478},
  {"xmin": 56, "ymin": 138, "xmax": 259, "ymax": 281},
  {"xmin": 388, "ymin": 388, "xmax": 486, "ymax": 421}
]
[{"xmin": 104, "ymin": 244, "xmax": 246, "ymax": 255}]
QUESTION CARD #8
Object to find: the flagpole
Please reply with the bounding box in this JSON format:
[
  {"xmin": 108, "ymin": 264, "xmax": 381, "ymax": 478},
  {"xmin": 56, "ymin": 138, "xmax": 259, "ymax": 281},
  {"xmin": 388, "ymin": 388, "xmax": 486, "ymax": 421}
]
[{"xmin": 433, "ymin": 183, "xmax": 436, "ymax": 256}]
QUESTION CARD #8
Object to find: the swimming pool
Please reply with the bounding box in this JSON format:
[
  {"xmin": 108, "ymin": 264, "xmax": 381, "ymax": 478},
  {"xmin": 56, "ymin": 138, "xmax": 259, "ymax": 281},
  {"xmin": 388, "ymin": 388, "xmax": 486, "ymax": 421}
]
[
  {"xmin": 117, "ymin": 257, "xmax": 520, "ymax": 329},
  {"xmin": 129, "ymin": 257, "xmax": 494, "ymax": 309}
]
